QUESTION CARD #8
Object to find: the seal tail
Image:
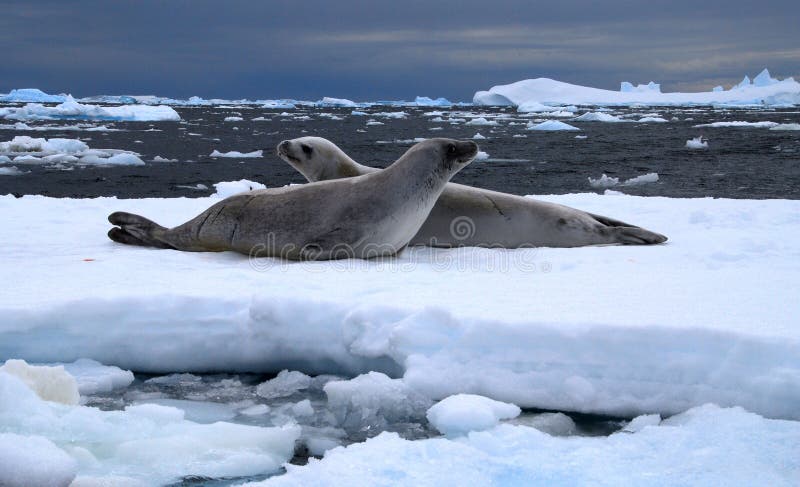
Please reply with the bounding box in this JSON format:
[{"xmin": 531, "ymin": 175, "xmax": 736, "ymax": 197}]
[
  {"xmin": 586, "ymin": 212, "xmax": 668, "ymax": 245},
  {"xmin": 107, "ymin": 211, "xmax": 174, "ymax": 249}
]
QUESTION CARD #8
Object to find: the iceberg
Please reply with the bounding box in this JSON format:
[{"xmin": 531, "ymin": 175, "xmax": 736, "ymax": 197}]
[
  {"xmin": 0, "ymin": 135, "xmax": 144, "ymax": 166},
  {"xmin": 413, "ymin": 96, "xmax": 452, "ymax": 107},
  {"xmin": 0, "ymin": 88, "xmax": 68, "ymax": 103},
  {"xmin": 474, "ymin": 69, "xmax": 800, "ymax": 108},
  {"xmin": 0, "ymin": 96, "xmax": 180, "ymax": 122},
  {"xmin": 527, "ymin": 120, "xmax": 580, "ymax": 131}
]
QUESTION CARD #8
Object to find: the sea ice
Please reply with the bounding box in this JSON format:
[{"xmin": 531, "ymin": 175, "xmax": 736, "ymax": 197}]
[
  {"xmin": 256, "ymin": 370, "xmax": 313, "ymax": 399},
  {"xmin": 527, "ymin": 120, "xmax": 580, "ymax": 131},
  {"xmin": 0, "ymin": 433, "xmax": 77, "ymax": 487},
  {"xmin": 0, "ymin": 88, "xmax": 68, "ymax": 103},
  {"xmin": 686, "ymin": 136, "xmax": 709, "ymax": 149},
  {"xmin": 0, "ymin": 96, "xmax": 180, "ymax": 122},
  {"xmin": 694, "ymin": 121, "xmax": 779, "ymax": 128},
  {"xmin": 0, "ymin": 135, "xmax": 144, "ymax": 166},
  {"xmin": 588, "ymin": 173, "xmax": 659, "ymax": 189},
  {"xmin": 465, "ymin": 117, "xmax": 498, "ymax": 126},
  {"xmin": 573, "ymin": 112, "xmax": 624, "ymax": 122},
  {"xmin": 0, "ymin": 359, "xmax": 79, "ymax": 405},
  {"xmin": 211, "ymin": 179, "xmax": 267, "ymax": 198},
  {"xmin": 209, "ymin": 149, "xmax": 263, "ymax": 158},
  {"xmin": 413, "ymin": 96, "xmax": 452, "ymax": 107},
  {"xmin": 426, "ymin": 394, "xmax": 520, "ymax": 436},
  {"xmin": 770, "ymin": 123, "xmax": 800, "ymax": 131}
]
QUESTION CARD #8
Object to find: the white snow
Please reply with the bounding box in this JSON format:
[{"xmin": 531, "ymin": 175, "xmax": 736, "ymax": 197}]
[
  {"xmin": 527, "ymin": 120, "xmax": 580, "ymax": 131},
  {"xmin": 426, "ymin": 394, "xmax": 520, "ymax": 436},
  {"xmin": 622, "ymin": 413, "xmax": 661, "ymax": 433},
  {"xmin": 0, "ymin": 369, "xmax": 300, "ymax": 485},
  {"xmin": 475, "ymin": 69, "xmax": 800, "ymax": 107},
  {"xmin": 694, "ymin": 121, "xmax": 779, "ymax": 128},
  {"xmin": 0, "ymin": 193, "xmax": 799, "ymax": 421},
  {"xmin": 0, "ymin": 136, "xmax": 144, "ymax": 166},
  {"xmin": 211, "ymin": 179, "xmax": 267, "ymax": 198},
  {"xmin": 620, "ymin": 81, "xmax": 661, "ymax": 93},
  {"xmin": 0, "ymin": 96, "xmax": 180, "ymax": 122},
  {"xmin": 245, "ymin": 405, "xmax": 800, "ymax": 487},
  {"xmin": 686, "ymin": 136, "xmax": 709, "ymax": 149},
  {"xmin": 209, "ymin": 149, "xmax": 263, "ymax": 158}
]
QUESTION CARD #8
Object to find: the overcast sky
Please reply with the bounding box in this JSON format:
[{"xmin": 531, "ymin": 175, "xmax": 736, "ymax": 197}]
[{"xmin": 1, "ymin": 0, "xmax": 798, "ymax": 101}]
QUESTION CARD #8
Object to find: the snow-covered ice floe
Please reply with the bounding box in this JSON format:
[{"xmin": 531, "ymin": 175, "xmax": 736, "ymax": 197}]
[
  {"xmin": 0, "ymin": 95, "xmax": 180, "ymax": 122},
  {"xmin": 474, "ymin": 69, "xmax": 800, "ymax": 108},
  {"xmin": 1, "ymin": 192, "xmax": 799, "ymax": 422},
  {"xmin": 0, "ymin": 360, "xmax": 299, "ymax": 486},
  {"xmin": 244, "ymin": 404, "xmax": 799, "ymax": 487},
  {"xmin": 588, "ymin": 172, "xmax": 659, "ymax": 189},
  {"xmin": 209, "ymin": 149, "xmax": 264, "ymax": 158},
  {"xmin": 0, "ymin": 135, "xmax": 145, "ymax": 166},
  {"xmin": 527, "ymin": 120, "xmax": 580, "ymax": 131}
]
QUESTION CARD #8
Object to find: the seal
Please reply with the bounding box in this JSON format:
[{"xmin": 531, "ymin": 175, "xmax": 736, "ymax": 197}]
[
  {"xmin": 276, "ymin": 137, "xmax": 668, "ymax": 247},
  {"xmin": 108, "ymin": 138, "xmax": 478, "ymax": 260}
]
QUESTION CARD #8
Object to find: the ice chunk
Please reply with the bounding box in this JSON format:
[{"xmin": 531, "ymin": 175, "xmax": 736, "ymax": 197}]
[
  {"xmin": 257, "ymin": 370, "xmax": 313, "ymax": 399},
  {"xmin": 152, "ymin": 155, "xmax": 178, "ymax": 162},
  {"xmin": 475, "ymin": 151, "xmax": 489, "ymax": 161},
  {"xmin": 209, "ymin": 149, "xmax": 263, "ymax": 158},
  {"xmin": 0, "ymin": 359, "xmax": 79, "ymax": 405},
  {"xmin": 694, "ymin": 121, "xmax": 778, "ymax": 128},
  {"xmin": 0, "ymin": 433, "xmax": 77, "ymax": 487},
  {"xmin": 0, "ymin": 166, "xmax": 25, "ymax": 176},
  {"xmin": 223, "ymin": 116, "xmax": 243, "ymax": 122},
  {"xmin": 291, "ymin": 399, "xmax": 315, "ymax": 417},
  {"xmin": 414, "ymin": 96, "xmax": 452, "ymax": 107},
  {"xmin": 528, "ymin": 120, "xmax": 580, "ymax": 131},
  {"xmin": 623, "ymin": 173, "xmax": 659, "ymax": 186},
  {"xmin": 472, "ymin": 133, "xmax": 486, "ymax": 139},
  {"xmin": 0, "ymin": 135, "xmax": 142, "ymax": 166},
  {"xmin": 589, "ymin": 173, "xmax": 659, "ymax": 188},
  {"xmin": 574, "ymin": 112, "xmax": 624, "ymax": 122},
  {"xmin": 324, "ymin": 372, "xmax": 433, "ymax": 431},
  {"xmin": 211, "ymin": 179, "xmax": 267, "ymax": 198},
  {"xmin": 465, "ymin": 117, "xmax": 498, "ymax": 126},
  {"xmin": 686, "ymin": 136, "xmax": 709, "ymax": 149},
  {"xmin": 513, "ymin": 412, "xmax": 577, "ymax": 436},
  {"xmin": 637, "ymin": 116, "xmax": 668, "ymax": 122},
  {"xmin": 427, "ymin": 394, "xmax": 520, "ymax": 436},
  {"xmin": 318, "ymin": 97, "xmax": 357, "ymax": 107},
  {"xmin": 622, "ymin": 413, "xmax": 661, "ymax": 433},
  {"xmin": 56, "ymin": 359, "xmax": 134, "ymax": 395},
  {"xmin": 769, "ymin": 123, "xmax": 800, "ymax": 131}
]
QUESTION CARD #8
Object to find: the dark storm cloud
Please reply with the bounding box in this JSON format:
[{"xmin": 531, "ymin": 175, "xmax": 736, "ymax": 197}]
[{"xmin": 0, "ymin": 0, "xmax": 797, "ymax": 101}]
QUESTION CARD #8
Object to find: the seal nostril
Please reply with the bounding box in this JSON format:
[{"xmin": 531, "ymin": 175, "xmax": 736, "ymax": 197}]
[{"xmin": 278, "ymin": 141, "xmax": 290, "ymax": 152}]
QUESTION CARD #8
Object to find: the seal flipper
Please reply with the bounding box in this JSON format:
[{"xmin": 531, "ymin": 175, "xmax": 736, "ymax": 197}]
[
  {"xmin": 107, "ymin": 211, "xmax": 175, "ymax": 249},
  {"xmin": 612, "ymin": 226, "xmax": 668, "ymax": 245}
]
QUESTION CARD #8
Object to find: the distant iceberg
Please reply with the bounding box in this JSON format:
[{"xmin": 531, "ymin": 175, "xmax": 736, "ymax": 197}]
[
  {"xmin": 0, "ymin": 96, "xmax": 180, "ymax": 122},
  {"xmin": 0, "ymin": 88, "xmax": 68, "ymax": 103},
  {"xmin": 414, "ymin": 96, "xmax": 452, "ymax": 107},
  {"xmin": 474, "ymin": 69, "xmax": 800, "ymax": 108}
]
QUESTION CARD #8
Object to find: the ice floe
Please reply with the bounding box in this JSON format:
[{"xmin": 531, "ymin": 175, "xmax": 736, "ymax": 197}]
[
  {"xmin": 211, "ymin": 179, "xmax": 267, "ymax": 198},
  {"xmin": 588, "ymin": 172, "xmax": 659, "ymax": 189},
  {"xmin": 0, "ymin": 96, "xmax": 180, "ymax": 122},
  {"xmin": 0, "ymin": 88, "xmax": 68, "ymax": 103},
  {"xmin": 1, "ymin": 192, "xmax": 798, "ymax": 421},
  {"xmin": 209, "ymin": 149, "xmax": 264, "ymax": 158},
  {"xmin": 573, "ymin": 112, "xmax": 625, "ymax": 122},
  {"xmin": 694, "ymin": 121, "xmax": 779, "ymax": 128},
  {"xmin": 527, "ymin": 120, "xmax": 580, "ymax": 131},
  {"xmin": 686, "ymin": 136, "xmax": 709, "ymax": 149},
  {"xmin": 246, "ymin": 405, "xmax": 800, "ymax": 487},
  {"xmin": 0, "ymin": 135, "xmax": 144, "ymax": 166},
  {"xmin": 426, "ymin": 394, "xmax": 520, "ymax": 436}
]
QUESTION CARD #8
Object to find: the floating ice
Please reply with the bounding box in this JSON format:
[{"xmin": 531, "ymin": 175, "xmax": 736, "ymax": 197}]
[
  {"xmin": 637, "ymin": 116, "xmax": 668, "ymax": 122},
  {"xmin": 474, "ymin": 71, "xmax": 800, "ymax": 107},
  {"xmin": 0, "ymin": 166, "xmax": 25, "ymax": 176},
  {"xmin": 686, "ymin": 136, "xmax": 709, "ymax": 149},
  {"xmin": 372, "ymin": 111, "xmax": 408, "ymax": 119},
  {"xmin": 472, "ymin": 133, "xmax": 486, "ymax": 139},
  {"xmin": 770, "ymin": 123, "xmax": 800, "ymax": 131},
  {"xmin": 152, "ymin": 155, "xmax": 178, "ymax": 162},
  {"xmin": 318, "ymin": 97, "xmax": 357, "ymax": 107},
  {"xmin": 527, "ymin": 120, "xmax": 580, "ymax": 131},
  {"xmin": 0, "ymin": 96, "xmax": 180, "ymax": 122},
  {"xmin": 0, "ymin": 370, "xmax": 299, "ymax": 485},
  {"xmin": 209, "ymin": 149, "xmax": 263, "ymax": 158},
  {"xmin": 414, "ymin": 96, "xmax": 452, "ymax": 107},
  {"xmin": 753, "ymin": 69, "xmax": 780, "ymax": 87},
  {"xmin": 694, "ymin": 121, "xmax": 779, "ymax": 128},
  {"xmin": 465, "ymin": 117, "xmax": 498, "ymax": 126},
  {"xmin": 0, "ymin": 135, "xmax": 144, "ymax": 166},
  {"xmin": 223, "ymin": 116, "xmax": 243, "ymax": 122},
  {"xmin": 2, "ymin": 194, "xmax": 800, "ymax": 421},
  {"xmin": 574, "ymin": 112, "xmax": 624, "ymax": 122},
  {"xmin": 0, "ymin": 88, "xmax": 68, "ymax": 103},
  {"xmin": 256, "ymin": 370, "xmax": 313, "ymax": 399},
  {"xmin": 211, "ymin": 179, "xmax": 266, "ymax": 198},
  {"xmin": 56, "ymin": 358, "xmax": 134, "ymax": 395},
  {"xmin": 247, "ymin": 405, "xmax": 800, "ymax": 486},
  {"xmin": 622, "ymin": 413, "xmax": 661, "ymax": 433},
  {"xmin": 426, "ymin": 394, "xmax": 520, "ymax": 436},
  {"xmin": 475, "ymin": 151, "xmax": 489, "ymax": 161},
  {"xmin": 588, "ymin": 173, "xmax": 659, "ymax": 188}
]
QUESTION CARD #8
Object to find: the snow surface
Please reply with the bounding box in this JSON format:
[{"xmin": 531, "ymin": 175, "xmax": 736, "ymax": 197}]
[
  {"xmin": 0, "ymin": 96, "xmax": 180, "ymax": 122},
  {"xmin": 426, "ymin": 394, "xmax": 520, "ymax": 436},
  {"xmin": 0, "ymin": 367, "xmax": 299, "ymax": 485},
  {"xmin": 0, "ymin": 192, "xmax": 798, "ymax": 421},
  {"xmin": 245, "ymin": 405, "xmax": 800, "ymax": 487},
  {"xmin": 474, "ymin": 69, "xmax": 800, "ymax": 108}
]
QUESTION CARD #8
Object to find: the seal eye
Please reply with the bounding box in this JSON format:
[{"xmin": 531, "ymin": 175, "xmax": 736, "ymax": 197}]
[
  {"xmin": 301, "ymin": 144, "xmax": 313, "ymax": 156},
  {"xmin": 447, "ymin": 144, "xmax": 456, "ymax": 155}
]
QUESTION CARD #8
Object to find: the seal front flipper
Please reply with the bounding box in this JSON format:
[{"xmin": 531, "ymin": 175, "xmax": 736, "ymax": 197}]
[{"xmin": 612, "ymin": 226, "xmax": 668, "ymax": 245}]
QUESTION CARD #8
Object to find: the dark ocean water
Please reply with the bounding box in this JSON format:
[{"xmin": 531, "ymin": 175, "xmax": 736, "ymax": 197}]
[{"xmin": 1, "ymin": 104, "xmax": 799, "ymax": 199}]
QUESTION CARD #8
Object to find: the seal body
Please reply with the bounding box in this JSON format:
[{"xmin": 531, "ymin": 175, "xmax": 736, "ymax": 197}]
[
  {"xmin": 108, "ymin": 139, "xmax": 478, "ymax": 259},
  {"xmin": 277, "ymin": 137, "xmax": 667, "ymax": 247}
]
